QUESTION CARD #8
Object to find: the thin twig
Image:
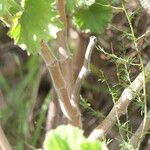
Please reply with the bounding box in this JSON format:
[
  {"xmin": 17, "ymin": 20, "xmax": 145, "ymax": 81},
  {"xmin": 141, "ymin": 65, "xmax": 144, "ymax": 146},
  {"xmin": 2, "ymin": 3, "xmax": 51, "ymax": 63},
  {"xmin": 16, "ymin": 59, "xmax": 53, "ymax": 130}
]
[
  {"xmin": 136, "ymin": 29, "xmax": 150, "ymax": 41},
  {"xmin": 40, "ymin": 41, "xmax": 81, "ymax": 127},
  {"xmin": 122, "ymin": 2, "xmax": 148, "ymax": 143},
  {"xmin": 121, "ymin": 111, "xmax": 150, "ymax": 150},
  {"xmin": 71, "ymin": 36, "xmax": 97, "ymax": 104},
  {"xmin": 88, "ymin": 60, "xmax": 150, "ymax": 141},
  {"xmin": 0, "ymin": 125, "xmax": 12, "ymax": 150}
]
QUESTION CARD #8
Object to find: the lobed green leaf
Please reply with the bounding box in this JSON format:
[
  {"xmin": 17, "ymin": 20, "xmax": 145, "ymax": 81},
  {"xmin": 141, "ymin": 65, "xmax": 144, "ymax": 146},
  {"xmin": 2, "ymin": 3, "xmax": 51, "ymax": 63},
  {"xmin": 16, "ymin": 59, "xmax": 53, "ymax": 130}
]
[
  {"xmin": 43, "ymin": 125, "xmax": 108, "ymax": 150},
  {"xmin": 65, "ymin": 0, "xmax": 95, "ymax": 14},
  {"xmin": 0, "ymin": 0, "xmax": 9, "ymax": 16},
  {"xmin": 74, "ymin": 0, "xmax": 112, "ymax": 33},
  {"xmin": 76, "ymin": 0, "xmax": 95, "ymax": 9},
  {"xmin": 65, "ymin": 0, "xmax": 76, "ymax": 14},
  {"xmin": 9, "ymin": 0, "xmax": 62, "ymax": 54},
  {"xmin": 0, "ymin": 0, "xmax": 21, "ymax": 16},
  {"xmin": 80, "ymin": 140, "xmax": 107, "ymax": 150}
]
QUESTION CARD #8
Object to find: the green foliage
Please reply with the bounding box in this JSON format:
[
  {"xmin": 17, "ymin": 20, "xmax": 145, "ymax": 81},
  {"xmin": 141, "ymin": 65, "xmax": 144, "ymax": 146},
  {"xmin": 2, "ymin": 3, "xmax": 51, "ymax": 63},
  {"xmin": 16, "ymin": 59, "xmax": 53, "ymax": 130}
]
[
  {"xmin": 65, "ymin": 0, "xmax": 76, "ymax": 14},
  {"xmin": 109, "ymin": 0, "xmax": 121, "ymax": 5},
  {"xmin": 9, "ymin": 0, "xmax": 62, "ymax": 54},
  {"xmin": 80, "ymin": 97, "xmax": 104, "ymax": 118},
  {"xmin": 74, "ymin": 0, "xmax": 112, "ymax": 33},
  {"xmin": 76, "ymin": 0, "xmax": 95, "ymax": 9},
  {"xmin": 0, "ymin": 0, "xmax": 6, "ymax": 16},
  {"xmin": 65, "ymin": 0, "xmax": 112, "ymax": 33},
  {"xmin": 44, "ymin": 125, "xmax": 108, "ymax": 150},
  {"xmin": 1, "ymin": 0, "xmax": 113, "ymax": 54},
  {"xmin": 65, "ymin": 0, "xmax": 95, "ymax": 13},
  {"xmin": 0, "ymin": 55, "xmax": 41, "ymax": 149},
  {"xmin": 80, "ymin": 140, "xmax": 106, "ymax": 150},
  {"xmin": 32, "ymin": 91, "xmax": 52, "ymax": 147},
  {"xmin": 0, "ymin": 0, "xmax": 11, "ymax": 16},
  {"xmin": 0, "ymin": 0, "xmax": 22, "ymax": 16}
]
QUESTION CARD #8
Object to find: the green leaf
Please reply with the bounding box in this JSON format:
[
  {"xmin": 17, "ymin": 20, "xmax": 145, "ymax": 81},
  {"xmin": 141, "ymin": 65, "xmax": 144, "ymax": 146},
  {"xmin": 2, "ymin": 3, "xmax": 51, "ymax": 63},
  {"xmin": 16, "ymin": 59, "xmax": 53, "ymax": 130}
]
[
  {"xmin": 8, "ymin": 0, "xmax": 23, "ymax": 14},
  {"xmin": 65, "ymin": 0, "xmax": 76, "ymax": 14},
  {"xmin": 0, "ymin": 0, "xmax": 22, "ymax": 16},
  {"xmin": 0, "ymin": 0, "xmax": 3, "ymax": 15},
  {"xmin": 80, "ymin": 140, "xmax": 108, "ymax": 150},
  {"xmin": 76, "ymin": 0, "xmax": 95, "ymax": 9},
  {"xmin": 44, "ymin": 125, "xmax": 84, "ymax": 150},
  {"xmin": 44, "ymin": 133, "xmax": 70, "ymax": 150},
  {"xmin": 32, "ymin": 91, "xmax": 52, "ymax": 147},
  {"xmin": 43, "ymin": 125, "xmax": 108, "ymax": 150},
  {"xmin": 74, "ymin": 0, "xmax": 112, "ymax": 33},
  {"xmin": 9, "ymin": 0, "xmax": 62, "ymax": 54},
  {"xmin": 0, "ymin": 0, "xmax": 8, "ymax": 16},
  {"xmin": 65, "ymin": 0, "xmax": 95, "ymax": 14}
]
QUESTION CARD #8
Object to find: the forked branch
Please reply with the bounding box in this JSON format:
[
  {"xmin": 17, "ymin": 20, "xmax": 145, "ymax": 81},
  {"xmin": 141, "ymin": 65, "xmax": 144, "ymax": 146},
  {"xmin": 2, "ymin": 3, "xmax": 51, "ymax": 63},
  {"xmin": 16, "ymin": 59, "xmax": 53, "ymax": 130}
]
[
  {"xmin": 88, "ymin": 60, "xmax": 150, "ymax": 140},
  {"xmin": 40, "ymin": 41, "xmax": 81, "ymax": 127}
]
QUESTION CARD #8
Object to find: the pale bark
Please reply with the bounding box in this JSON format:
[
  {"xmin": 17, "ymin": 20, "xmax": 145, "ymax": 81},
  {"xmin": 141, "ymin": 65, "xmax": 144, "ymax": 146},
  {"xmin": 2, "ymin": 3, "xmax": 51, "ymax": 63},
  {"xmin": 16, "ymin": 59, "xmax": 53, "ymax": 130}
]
[
  {"xmin": 74, "ymin": 33, "xmax": 88, "ymax": 79},
  {"xmin": 88, "ymin": 61, "xmax": 150, "ymax": 140},
  {"xmin": 122, "ymin": 111, "xmax": 150, "ymax": 150},
  {"xmin": 71, "ymin": 36, "xmax": 97, "ymax": 104},
  {"xmin": 46, "ymin": 90, "xmax": 65, "ymax": 130},
  {"xmin": 138, "ymin": 0, "xmax": 150, "ymax": 16},
  {"xmin": 40, "ymin": 41, "xmax": 81, "ymax": 127},
  {"xmin": 0, "ymin": 126, "xmax": 12, "ymax": 150},
  {"xmin": 57, "ymin": 0, "xmax": 74, "ymax": 96}
]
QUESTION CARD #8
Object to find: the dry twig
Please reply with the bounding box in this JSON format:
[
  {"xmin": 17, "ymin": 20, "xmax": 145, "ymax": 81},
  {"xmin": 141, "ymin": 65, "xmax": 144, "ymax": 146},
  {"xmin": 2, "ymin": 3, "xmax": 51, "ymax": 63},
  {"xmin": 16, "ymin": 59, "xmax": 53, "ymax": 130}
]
[
  {"xmin": 0, "ymin": 125, "xmax": 12, "ymax": 150},
  {"xmin": 88, "ymin": 60, "xmax": 150, "ymax": 140},
  {"xmin": 71, "ymin": 36, "xmax": 97, "ymax": 104},
  {"xmin": 122, "ymin": 111, "xmax": 150, "ymax": 150},
  {"xmin": 40, "ymin": 41, "xmax": 81, "ymax": 127},
  {"xmin": 45, "ymin": 0, "xmax": 74, "ymax": 130}
]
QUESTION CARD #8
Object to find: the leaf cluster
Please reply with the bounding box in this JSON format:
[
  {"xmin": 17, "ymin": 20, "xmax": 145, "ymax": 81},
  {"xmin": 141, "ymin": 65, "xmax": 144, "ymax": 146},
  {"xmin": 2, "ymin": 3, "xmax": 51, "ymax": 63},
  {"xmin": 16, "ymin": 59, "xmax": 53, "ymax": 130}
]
[
  {"xmin": 66, "ymin": 0, "xmax": 112, "ymax": 33},
  {"xmin": 44, "ymin": 125, "xmax": 108, "ymax": 150},
  {"xmin": 0, "ymin": 0, "xmax": 112, "ymax": 55}
]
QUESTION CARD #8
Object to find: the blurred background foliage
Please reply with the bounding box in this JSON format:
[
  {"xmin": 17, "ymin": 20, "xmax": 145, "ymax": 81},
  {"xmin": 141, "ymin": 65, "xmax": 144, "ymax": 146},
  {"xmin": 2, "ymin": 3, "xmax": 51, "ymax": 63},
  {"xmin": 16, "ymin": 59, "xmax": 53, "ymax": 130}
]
[{"xmin": 0, "ymin": 0, "xmax": 150, "ymax": 150}]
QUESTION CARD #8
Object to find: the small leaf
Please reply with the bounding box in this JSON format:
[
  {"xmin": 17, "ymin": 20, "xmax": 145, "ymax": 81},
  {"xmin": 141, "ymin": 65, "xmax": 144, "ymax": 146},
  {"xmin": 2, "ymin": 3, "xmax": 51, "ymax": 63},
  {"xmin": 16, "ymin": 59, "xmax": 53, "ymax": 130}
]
[
  {"xmin": 74, "ymin": 0, "xmax": 112, "ymax": 33},
  {"xmin": 9, "ymin": 0, "xmax": 62, "ymax": 54}
]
